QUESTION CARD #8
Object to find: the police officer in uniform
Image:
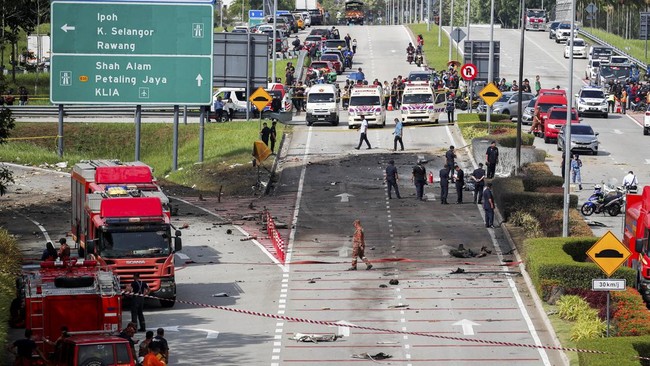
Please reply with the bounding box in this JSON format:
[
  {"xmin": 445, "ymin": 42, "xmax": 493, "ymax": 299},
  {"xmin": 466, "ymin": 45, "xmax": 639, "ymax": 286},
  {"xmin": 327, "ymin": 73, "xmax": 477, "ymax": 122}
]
[
  {"xmin": 471, "ymin": 163, "xmax": 486, "ymax": 204},
  {"xmin": 439, "ymin": 164, "xmax": 449, "ymax": 204},
  {"xmin": 454, "ymin": 164, "xmax": 465, "ymax": 204}
]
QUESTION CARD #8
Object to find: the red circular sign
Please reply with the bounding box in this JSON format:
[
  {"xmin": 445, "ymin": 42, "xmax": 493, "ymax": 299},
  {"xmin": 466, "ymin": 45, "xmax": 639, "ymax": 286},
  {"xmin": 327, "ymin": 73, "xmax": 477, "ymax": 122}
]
[{"xmin": 460, "ymin": 63, "xmax": 478, "ymax": 81}]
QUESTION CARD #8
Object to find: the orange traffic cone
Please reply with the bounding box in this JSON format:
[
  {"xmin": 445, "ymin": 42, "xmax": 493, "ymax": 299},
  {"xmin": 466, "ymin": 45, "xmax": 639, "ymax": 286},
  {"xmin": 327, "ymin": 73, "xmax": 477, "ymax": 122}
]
[
  {"xmin": 428, "ymin": 172, "xmax": 434, "ymax": 184},
  {"xmin": 616, "ymin": 101, "xmax": 621, "ymax": 114},
  {"xmin": 387, "ymin": 104, "xmax": 393, "ymax": 111}
]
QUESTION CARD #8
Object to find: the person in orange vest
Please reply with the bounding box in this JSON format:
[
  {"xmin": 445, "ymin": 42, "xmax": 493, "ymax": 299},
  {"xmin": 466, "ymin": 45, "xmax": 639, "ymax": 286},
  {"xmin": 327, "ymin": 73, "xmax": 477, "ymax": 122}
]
[
  {"xmin": 620, "ymin": 89, "xmax": 627, "ymax": 114},
  {"xmin": 142, "ymin": 341, "xmax": 166, "ymax": 366}
]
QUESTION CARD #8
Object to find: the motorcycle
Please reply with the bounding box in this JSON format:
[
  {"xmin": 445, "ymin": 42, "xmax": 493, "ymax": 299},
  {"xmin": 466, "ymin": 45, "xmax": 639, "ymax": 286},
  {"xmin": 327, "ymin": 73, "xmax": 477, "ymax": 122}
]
[
  {"xmin": 407, "ymin": 51, "xmax": 414, "ymax": 64},
  {"xmin": 415, "ymin": 53, "xmax": 423, "ymax": 67},
  {"xmin": 581, "ymin": 184, "xmax": 625, "ymax": 217}
]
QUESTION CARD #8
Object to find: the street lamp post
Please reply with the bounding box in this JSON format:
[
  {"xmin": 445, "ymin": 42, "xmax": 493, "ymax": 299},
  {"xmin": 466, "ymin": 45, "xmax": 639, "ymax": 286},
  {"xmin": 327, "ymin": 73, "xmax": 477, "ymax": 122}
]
[
  {"xmin": 438, "ymin": 0, "xmax": 442, "ymax": 47},
  {"xmin": 448, "ymin": 0, "xmax": 454, "ymax": 62},
  {"xmin": 562, "ymin": 0, "xmax": 576, "ymax": 237},
  {"xmin": 486, "ymin": 0, "xmax": 495, "ymax": 131},
  {"xmin": 271, "ymin": 0, "xmax": 277, "ymax": 82},
  {"xmin": 516, "ymin": 0, "xmax": 526, "ymax": 174}
]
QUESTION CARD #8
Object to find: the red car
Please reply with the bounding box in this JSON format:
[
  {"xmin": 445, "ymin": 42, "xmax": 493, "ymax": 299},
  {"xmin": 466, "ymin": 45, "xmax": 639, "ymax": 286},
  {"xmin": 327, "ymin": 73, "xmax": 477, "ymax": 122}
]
[
  {"xmin": 319, "ymin": 54, "xmax": 342, "ymax": 74},
  {"xmin": 543, "ymin": 106, "xmax": 579, "ymax": 143},
  {"xmin": 309, "ymin": 61, "xmax": 334, "ymax": 75}
]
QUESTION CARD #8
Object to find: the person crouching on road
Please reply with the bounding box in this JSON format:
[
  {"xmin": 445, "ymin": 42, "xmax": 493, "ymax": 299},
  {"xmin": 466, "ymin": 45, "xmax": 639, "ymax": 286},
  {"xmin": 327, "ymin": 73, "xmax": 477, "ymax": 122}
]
[{"xmin": 348, "ymin": 220, "xmax": 373, "ymax": 271}]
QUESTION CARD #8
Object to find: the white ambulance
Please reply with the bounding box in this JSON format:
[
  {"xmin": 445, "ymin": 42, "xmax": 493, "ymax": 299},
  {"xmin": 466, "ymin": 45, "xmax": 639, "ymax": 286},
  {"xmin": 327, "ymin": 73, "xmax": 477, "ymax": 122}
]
[
  {"xmin": 400, "ymin": 81, "xmax": 446, "ymax": 124},
  {"xmin": 305, "ymin": 84, "xmax": 340, "ymax": 126},
  {"xmin": 347, "ymin": 85, "xmax": 386, "ymax": 128}
]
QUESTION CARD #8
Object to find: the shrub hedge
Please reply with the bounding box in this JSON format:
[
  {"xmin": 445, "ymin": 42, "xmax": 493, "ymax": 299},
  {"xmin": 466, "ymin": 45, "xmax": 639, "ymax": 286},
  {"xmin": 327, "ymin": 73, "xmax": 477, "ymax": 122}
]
[
  {"xmin": 492, "ymin": 176, "xmax": 578, "ymax": 221},
  {"xmin": 611, "ymin": 288, "xmax": 650, "ymax": 337},
  {"xmin": 577, "ymin": 336, "xmax": 650, "ymax": 366},
  {"xmin": 523, "ymin": 237, "xmax": 637, "ymax": 295}
]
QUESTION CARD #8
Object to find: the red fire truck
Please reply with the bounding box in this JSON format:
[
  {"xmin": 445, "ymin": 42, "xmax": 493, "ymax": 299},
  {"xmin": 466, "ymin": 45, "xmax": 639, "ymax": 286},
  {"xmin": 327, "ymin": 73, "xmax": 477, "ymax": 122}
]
[
  {"xmin": 624, "ymin": 186, "xmax": 650, "ymax": 300},
  {"xmin": 525, "ymin": 8, "xmax": 547, "ymax": 31},
  {"xmin": 71, "ymin": 160, "xmax": 182, "ymax": 307},
  {"xmin": 19, "ymin": 259, "xmax": 135, "ymax": 365}
]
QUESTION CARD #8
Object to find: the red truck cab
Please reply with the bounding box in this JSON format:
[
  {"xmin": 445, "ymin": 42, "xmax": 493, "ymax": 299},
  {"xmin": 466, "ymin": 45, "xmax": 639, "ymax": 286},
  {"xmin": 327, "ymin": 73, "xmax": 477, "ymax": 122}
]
[
  {"xmin": 55, "ymin": 335, "xmax": 135, "ymax": 366},
  {"xmin": 624, "ymin": 187, "xmax": 650, "ymax": 300},
  {"xmin": 543, "ymin": 106, "xmax": 579, "ymax": 143}
]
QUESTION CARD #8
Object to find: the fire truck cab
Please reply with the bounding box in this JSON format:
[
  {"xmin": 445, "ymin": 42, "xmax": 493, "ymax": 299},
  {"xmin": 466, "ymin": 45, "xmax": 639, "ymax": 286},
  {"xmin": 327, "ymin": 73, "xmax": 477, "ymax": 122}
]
[
  {"xmin": 625, "ymin": 186, "xmax": 650, "ymax": 301},
  {"xmin": 71, "ymin": 160, "xmax": 181, "ymax": 307},
  {"xmin": 525, "ymin": 8, "xmax": 547, "ymax": 31},
  {"xmin": 57, "ymin": 334, "xmax": 135, "ymax": 366}
]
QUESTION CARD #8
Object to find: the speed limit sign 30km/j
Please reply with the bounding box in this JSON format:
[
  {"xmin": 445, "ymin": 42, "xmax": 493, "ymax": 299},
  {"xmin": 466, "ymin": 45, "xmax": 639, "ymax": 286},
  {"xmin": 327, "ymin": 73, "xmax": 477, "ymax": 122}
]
[{"xmin": 460, "ymin": 63, "xmax": 478, "ymax": 81}]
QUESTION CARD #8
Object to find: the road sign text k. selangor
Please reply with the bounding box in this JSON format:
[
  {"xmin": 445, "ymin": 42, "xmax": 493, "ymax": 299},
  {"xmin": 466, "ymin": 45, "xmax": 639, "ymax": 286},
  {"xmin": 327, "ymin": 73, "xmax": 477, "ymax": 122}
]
[{"xmin": 50, "ymin": 1, "xmax": 213, "ymax": 105}]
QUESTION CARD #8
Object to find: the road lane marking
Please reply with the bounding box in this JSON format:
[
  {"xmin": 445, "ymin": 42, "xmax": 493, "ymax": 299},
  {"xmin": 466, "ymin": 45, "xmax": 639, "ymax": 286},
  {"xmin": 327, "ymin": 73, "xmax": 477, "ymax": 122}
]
[
  {"xmin": 20, "ymin": 214, "xmax": 52, "ymax": 243},
  {"xmin": 445, "ymin": 124, "xmax": 552, "ymax": 365}
]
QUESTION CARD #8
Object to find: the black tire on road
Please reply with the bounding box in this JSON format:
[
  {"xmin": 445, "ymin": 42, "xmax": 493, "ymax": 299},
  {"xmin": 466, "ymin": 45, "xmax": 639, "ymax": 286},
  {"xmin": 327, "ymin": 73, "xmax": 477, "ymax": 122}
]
[
  {"xmin": 608, "ymin": 203, "xmax": 621, "ymax": 217},
  {"xmin": 581, "ymin": 203, "xmax": 595, "ymax": 216}
]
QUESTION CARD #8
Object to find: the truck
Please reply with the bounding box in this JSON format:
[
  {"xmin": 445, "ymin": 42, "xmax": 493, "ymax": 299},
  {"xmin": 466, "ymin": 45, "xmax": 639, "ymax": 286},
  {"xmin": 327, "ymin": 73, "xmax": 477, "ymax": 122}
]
[
  {"xmin": 19, "ymin": 259, "xmax": 135, "ymax": 365},
  {"xmin": 344, "ymin": 0, "xmax": 364, "ymax": 25},
  {"xmin": 624, "ymin": 186, "xmax": 650, "ymax": 301},
  {"xmin": 295, "ymin": 0, "xmax": 323, "ymax": 25},
  {"xmin": 525, "ymin": 8, "xmax": 547, "ymax": 31},
  {"xmin": 71, "ymin": 160, "xmax": 182, "ymax": 308}
]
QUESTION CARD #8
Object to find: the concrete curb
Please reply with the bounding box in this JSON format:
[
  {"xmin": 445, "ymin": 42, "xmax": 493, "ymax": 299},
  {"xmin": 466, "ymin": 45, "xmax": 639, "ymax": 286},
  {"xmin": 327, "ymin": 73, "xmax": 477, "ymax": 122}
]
[
  {"xmin": 452, "ymin": 126, "xmax": 571, "ymax": 366},
  {"xmin": 264, "ymin": 132, "xmax": 287, "ymax": 196}
]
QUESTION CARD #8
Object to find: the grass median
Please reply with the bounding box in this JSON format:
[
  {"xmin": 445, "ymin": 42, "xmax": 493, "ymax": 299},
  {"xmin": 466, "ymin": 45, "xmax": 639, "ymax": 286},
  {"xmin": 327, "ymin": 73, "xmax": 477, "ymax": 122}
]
[
  {"xmin": 2, "ymin": 121, "xmax": 286, "ymax": 195},
  {"xmin": 582, "ymin": 27, "xmax": 650, "ymax": 65},
  {"xmin": 408, "ymin": 24, "xmax": 457, "ymax": 71}
]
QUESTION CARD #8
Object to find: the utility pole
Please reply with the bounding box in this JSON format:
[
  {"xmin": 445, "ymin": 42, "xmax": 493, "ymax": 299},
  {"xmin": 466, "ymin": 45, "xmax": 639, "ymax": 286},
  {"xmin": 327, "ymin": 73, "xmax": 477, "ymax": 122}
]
[
  {"xmin": 486, "ymin": 0, "xmax": 495, "ymax": 131},
  {"xmin": 449, "ymin": 0, "xmax": 454, "ymax": 62},
  {"xmin": 562, "ymin": 0, "xmax": 576, "ymax": 238}
]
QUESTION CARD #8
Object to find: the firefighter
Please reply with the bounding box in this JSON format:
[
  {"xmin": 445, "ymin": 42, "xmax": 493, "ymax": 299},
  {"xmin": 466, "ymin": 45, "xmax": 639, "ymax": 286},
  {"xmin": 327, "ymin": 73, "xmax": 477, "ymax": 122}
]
[
  {"xmin": 127, "ymin": 273, "xmax": 150, "ymax": 332},
  {"xmin": 8, "ymin": 329, "xmax": 45, "ymax": 366}
]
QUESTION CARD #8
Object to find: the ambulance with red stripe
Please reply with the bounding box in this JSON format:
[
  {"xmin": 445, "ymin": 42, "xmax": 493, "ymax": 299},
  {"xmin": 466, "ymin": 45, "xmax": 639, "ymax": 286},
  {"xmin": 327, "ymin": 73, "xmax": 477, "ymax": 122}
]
[
  {"xmin": 400, "ymin": 81, "xmax": 446, "ymax": 124},
  {"xmin": 347, "ymin": 85, "xmax": 386, "ymax": 128}
]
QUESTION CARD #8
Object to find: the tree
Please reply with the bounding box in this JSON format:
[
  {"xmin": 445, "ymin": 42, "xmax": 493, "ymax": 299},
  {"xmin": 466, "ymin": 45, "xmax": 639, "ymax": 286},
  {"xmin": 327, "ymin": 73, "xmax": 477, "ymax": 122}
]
[{"xmin": 0, "ymin": 90, "xmax": 15, "ymax": 196}]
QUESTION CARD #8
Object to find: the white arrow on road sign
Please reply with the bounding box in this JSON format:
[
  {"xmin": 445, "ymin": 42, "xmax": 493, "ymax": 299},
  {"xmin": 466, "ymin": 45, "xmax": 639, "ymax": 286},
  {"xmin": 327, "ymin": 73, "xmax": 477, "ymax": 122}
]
[
  {"xmin": 336, "ymin": 193, "xmax": 354, "ymax": 202},
  {"xmin": 196, "ymin": 74, "xmax": 203, "ymax": 87},
  {"xmin": 61, "ymin": 24, "xmax": 76, "ymax": 32},
  {"xmin": 453, "ymin": 319, "xmax": 480, "ymax": 335}
]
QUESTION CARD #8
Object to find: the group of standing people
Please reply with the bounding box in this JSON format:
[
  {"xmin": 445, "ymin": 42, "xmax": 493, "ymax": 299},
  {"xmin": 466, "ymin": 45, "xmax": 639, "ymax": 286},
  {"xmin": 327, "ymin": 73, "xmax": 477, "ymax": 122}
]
[{"xmin": 260, "ymin": 121, "xmax": 278, "ymax": 154}]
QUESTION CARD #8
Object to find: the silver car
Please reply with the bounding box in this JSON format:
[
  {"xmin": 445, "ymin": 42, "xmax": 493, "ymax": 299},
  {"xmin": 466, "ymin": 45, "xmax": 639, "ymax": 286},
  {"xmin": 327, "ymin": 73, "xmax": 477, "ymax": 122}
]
[
  {"xmin": 488, "ymin": 91, "xmax": 535, "ymax": 117},
  {"xmin": 522, "ymin": 97, "xmax": 537, "ymax": 125},
  {"xmin": 557, "ymin": 124, "xmax": 599, "ymax": 155}
]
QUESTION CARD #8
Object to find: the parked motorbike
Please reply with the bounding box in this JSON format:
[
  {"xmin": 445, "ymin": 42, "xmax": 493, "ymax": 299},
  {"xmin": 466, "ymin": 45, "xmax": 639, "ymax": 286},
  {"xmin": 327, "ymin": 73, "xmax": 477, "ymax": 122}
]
[
  {"xmin": 581, "ymin": 184, "xmax": 625, "ymax": 217},
  {"xmin": 415, "ymin": 53, "xmax": 423, "ymax": 67},
  {"xmin": 407, "ymin": 51, "xmax": 414, "ymax": 64}
]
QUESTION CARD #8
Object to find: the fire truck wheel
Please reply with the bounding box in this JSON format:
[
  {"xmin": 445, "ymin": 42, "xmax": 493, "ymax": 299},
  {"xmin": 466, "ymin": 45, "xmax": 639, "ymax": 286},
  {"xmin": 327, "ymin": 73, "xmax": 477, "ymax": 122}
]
[
  {"xmin": 81, "ymin": 358, "xmax": 106, "ymax": 366},
  {"xmin": 160, "ymin": 297, "xmax": 176, "ymax": 308}
]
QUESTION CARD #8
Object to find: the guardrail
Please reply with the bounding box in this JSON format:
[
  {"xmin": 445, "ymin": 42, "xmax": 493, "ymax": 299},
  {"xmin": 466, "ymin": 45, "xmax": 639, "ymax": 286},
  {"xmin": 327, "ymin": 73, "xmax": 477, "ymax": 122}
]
[
  {"xmin": 577, "ymin": 28, "xmax": 647, "ymax": 73},
  {"xmin": 5, "ymin": 105, "xmax": 205, "ymax": 118}
]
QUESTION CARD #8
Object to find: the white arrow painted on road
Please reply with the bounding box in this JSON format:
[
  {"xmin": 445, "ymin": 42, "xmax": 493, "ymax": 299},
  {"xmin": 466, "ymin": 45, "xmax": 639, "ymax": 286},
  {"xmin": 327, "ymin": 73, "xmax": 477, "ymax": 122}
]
[
  {"xmin": 336, "ymin": 193, "xmax": 353, "ymax": 202},
  {"xmin": 161, "ymin": 326, "xmax": 180, "ymax": 332},
  {"xmin": 613, "ymin": 129, "xmax": 623, "ymax": 135},
  {"xmin": 645, "ymin": 159, "xmax": 650, "ymax": 165},
  {"xmin": 61, "ymin": 24, "xmax": 76, "ymax": 32},
  {"xmin": 195, "ymin": 74, "xmax": 203, "ymax": 87},
  {"xmin": 183, "ymin": 328, "xmax": 219, "ymax": 339},
  {"xmin": 425, "ymin": 192, "xmax": 436, "ymax": 201},
  {"xmin": 453, "ymin": 319, "xmax": 480, "ymax": 335}
]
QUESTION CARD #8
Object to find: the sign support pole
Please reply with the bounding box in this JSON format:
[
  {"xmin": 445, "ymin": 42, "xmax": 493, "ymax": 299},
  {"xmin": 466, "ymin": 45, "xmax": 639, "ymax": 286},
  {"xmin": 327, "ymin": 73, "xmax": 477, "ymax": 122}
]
[
  {"xmin": 468, "ymin": 80, "xmax": 473, "ymax": 113},
  {"xmin": 135, "ymin": 105, "xmax": 141, "ymax": 161},
  {"xmin": 606, "ymin": 290, "xmax": 611, "ymax": 337},
  {"xmin": 199, "ymin": 106, "xmax": 205, "ymax": 163},
  {"xmin": 57, "ymin": 105, "xmax": 64, "ymax": 158},
  {"xmin": 173, "ymin": 105, "xmax": 179, "ymax": 171}
]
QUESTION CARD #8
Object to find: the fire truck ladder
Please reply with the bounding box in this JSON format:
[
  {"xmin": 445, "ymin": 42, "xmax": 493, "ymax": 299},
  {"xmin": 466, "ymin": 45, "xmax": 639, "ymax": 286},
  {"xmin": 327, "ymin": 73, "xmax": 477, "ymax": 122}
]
[
  {"xmin": 26, "ymin": 276, "xmax": 45, "ymax": 338},
  {"xmin": 97, "ymin": 271, "xmax": 119, "ymax": 297}
]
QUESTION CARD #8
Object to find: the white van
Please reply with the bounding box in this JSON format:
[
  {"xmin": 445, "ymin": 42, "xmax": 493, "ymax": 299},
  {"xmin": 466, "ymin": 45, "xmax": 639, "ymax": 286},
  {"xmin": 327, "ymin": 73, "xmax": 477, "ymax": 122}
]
[
  {"xmin": 400, "ymin": 81, "xmax": 446, "ymax": 124},
  {"xmin": 347, "ymin": 85, "xmax": 386, "ymax": 128},
  {"xmin": 306, "ymin": 84, "xmax": 339, "ymax": 126}
]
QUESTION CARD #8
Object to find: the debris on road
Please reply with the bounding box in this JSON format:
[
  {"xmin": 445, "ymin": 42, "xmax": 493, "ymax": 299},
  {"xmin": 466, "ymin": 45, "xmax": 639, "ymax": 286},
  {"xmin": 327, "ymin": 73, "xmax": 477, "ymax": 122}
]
[
  {"xmin": 180, "ymin": 223, "xmax": 190, "ymax": 229},
  {"xmin": 451, "ymin": 267, "xmax": 465, "ymax": 274},
  {"xmin": 212, "ymin": 293, "xmax": 229, "ymax": 297},
  {"xmin": 379, "ymin": 284, "xmax": 388, "ymax": 288},
  {"xmin": 351, "ymin": 352, "xmax": 392, "ymax": 360},
  {"xmin": 388, "ymin": 279, "xmax": 399, "ymax": 285},
  {"xmin": 503, "ymin": 248, "xmax": 516, "ymax": 255},
  {"xmin": 289, "ymin": 333, "xmax": 342, "ymax": 343},
  {"xmin": 240, "ymin": 236, "xmax": 257, "ymax": 241},
  {"xmin": 226, "ymin": 229, "xmax": 233, "ymax": 235},
  {"xmin": 387, "ymin": 304, "xmax": 409, "ymax": 309}
]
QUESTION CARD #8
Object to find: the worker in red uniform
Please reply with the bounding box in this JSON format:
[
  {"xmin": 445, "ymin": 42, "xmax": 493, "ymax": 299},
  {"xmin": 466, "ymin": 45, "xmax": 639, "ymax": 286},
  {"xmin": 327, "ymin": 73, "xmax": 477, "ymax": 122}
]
[{"xmin": 348, "ymin": 220, "xmax": 373, "ymax": 271}]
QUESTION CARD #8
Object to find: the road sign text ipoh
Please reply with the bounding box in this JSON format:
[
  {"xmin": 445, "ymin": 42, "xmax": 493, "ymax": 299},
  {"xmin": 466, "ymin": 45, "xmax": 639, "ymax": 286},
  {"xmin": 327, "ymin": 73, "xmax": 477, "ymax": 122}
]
[{"xmin": 50, "ymin": 1, "xmax": 213, "ymax": 105}]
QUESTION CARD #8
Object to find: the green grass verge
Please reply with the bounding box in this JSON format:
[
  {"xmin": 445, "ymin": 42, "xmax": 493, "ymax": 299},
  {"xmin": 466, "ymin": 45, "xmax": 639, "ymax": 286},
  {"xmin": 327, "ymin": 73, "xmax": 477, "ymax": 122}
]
[
  {"xmin": 0, "ymin": 229, "xmax": 22, "ymax": 354},
  {"xmin": 2, "ymin": 121, "xmax": 286, "ymax": 194},
  {"xmin": 544, "ymin": 303, "xmax": 580, "ymax": 365},
  {"xmin": 577, "ymin": 336, "xmax": 650, "ymax": 366},
  {"xmin": 457, "ymin": 113, "xmax": 535, "ymax": 147},
  {"xmin": 582, "ymin": 27, "xmax": 650, "ymax": 65},
  {"xmin": 408, "ymin": 24, "xmax": 457, "ymax": 71}
]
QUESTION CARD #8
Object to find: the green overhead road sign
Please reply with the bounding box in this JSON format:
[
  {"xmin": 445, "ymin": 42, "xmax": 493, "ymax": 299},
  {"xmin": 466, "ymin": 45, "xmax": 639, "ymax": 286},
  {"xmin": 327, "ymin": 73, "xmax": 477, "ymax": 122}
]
[
  {"xmin": 51, "ymin": 55, "xmax": 212, "ymax": 105},
  {"xmin": 52, "ymin": 2, "xmax": 213, "ymax": 55},
  {"xmin": 50, "ymin": 1, "xmax": 213, "ymax": 105}
]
